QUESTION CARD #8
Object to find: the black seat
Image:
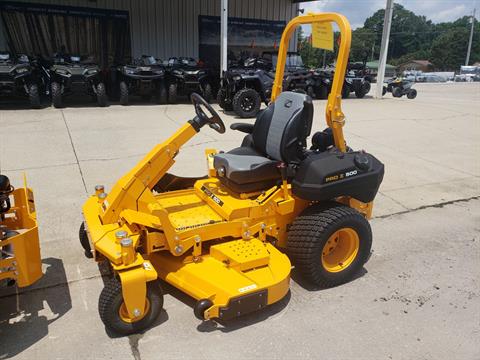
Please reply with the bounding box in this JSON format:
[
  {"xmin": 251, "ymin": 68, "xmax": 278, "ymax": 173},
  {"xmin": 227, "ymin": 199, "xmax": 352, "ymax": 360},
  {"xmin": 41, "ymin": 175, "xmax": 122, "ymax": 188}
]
[{"xmin": 214, "ymin": 91, "xmax": 313, "ymax": 193}]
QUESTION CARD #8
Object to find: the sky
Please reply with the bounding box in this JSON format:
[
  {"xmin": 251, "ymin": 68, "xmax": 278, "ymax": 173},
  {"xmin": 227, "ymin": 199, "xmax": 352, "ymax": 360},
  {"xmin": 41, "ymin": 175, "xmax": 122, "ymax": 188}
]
[{"xmin": 300, "ymin": 0, "xmax": 478, "ymax": 29}]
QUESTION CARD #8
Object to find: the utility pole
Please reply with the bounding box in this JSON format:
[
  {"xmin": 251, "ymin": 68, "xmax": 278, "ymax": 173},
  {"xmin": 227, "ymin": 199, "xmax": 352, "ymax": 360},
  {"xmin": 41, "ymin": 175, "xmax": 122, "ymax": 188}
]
[
  {"xmin": 465, "ymin": 8, "xmax": 476, "ymax": 66},
  {"xmin": 220, "ymin": 0, "xmax": 228, "ymax": 77},
  {"xmin": 375, "ymin": 0, "xmax": 394, "ymax": 99}
]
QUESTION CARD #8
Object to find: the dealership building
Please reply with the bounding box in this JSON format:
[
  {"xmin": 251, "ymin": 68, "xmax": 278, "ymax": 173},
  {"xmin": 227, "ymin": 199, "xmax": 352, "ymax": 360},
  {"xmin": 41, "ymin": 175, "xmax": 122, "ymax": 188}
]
[{"xmin": 0, "ymin": 0, "xmax": 304, "ymax": 69}]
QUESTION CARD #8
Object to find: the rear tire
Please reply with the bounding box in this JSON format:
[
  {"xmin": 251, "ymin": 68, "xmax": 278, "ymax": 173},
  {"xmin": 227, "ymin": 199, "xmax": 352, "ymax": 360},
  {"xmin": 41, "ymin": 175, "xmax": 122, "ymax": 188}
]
[
  {"xmin": 382, "ymin": 86, "xmax": 387, "ymax": 96},
  {"xmin": 318, "ymin": 85, "xmax": 329, "ymax": 99},
  {"xmin": 407, "ymin": 88, "xmax": 417, "ymax": 99},
  {"xmin": 217, "ymin": 88, "xmax": 232, "ymax": 110},
  {"xmin": 392, "ymin": 87, "xmax": 403, "ymax": 98},
  {"xmin": 232, "ymin": 88, "xmax": 261, "ymax": 118},
  {"xmin": 156, "ymin": 83, "xmax": 168, "ymax": 104},
  {"xmin": 341, "ymin": 84, "xmax": 350, "ymax": 98},
  {"xmin": 306, "ymin": 85, "xmax": 315, "ymax": 99},
  {"xmin": 96, "ymin": 82, "xmax": 108, "ymax": 107},
  {"xmin": 51, "ymin": 82, "xmax": 63, "ymax": 108},
  {"xmin": 202, "ymin": 83, "xmax": 213, "ymax": 103},
  {"xmin": 99, "ymin": 278, "xmax": 163, "ymax": 335},
  {"xmin": 355, "ymin": 81, "xmax": 370, "ymax": 98},
  {"xmin": 168, "ymin": 82, "xmax": 178, "ymax": 103},
  {"xmin": 28, "ymin": 83, "xmax": 41, "ymax": 109},
  {"xmin": 287, "ymin": 203, "xmax": 372, "ymax": 288},
  {"xmin": 119, "ymin": 81, "xmax": 129, "ymax": 105}
]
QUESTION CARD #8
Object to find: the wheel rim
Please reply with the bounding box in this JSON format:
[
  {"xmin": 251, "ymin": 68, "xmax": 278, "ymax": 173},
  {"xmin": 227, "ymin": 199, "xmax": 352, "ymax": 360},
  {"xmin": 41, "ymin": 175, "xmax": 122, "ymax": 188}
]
[
  {"xmin": 321, "ymin": 228, "xmax": 359, "ymax": 273},
  {"xmin": 241, "ymin": 96, "xmax": 254, "ymax": 112},
  {"xmin": 118, "ymin": 299, "xmax": 150, "ymax": 323}
]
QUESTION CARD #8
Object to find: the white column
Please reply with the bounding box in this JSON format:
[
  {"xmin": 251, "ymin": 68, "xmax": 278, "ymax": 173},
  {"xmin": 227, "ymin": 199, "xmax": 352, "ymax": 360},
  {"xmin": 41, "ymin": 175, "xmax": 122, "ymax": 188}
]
[
  {"xmin": 465, "ymin": 8, "xmax": 476, "ymax": 66},
  {"xmin": 375, "ymin": 0, "xmax": 394, "ymax": 99},
  {"xmin": 220, "ymin": 0, "xmax": 228, "ymax": 77}
]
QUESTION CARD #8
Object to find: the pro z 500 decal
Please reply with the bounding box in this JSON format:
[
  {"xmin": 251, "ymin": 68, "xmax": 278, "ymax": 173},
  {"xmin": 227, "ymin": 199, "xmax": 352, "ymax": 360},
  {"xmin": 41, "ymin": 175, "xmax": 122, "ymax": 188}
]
[
  {"xmin": 325, "ymin": 169, "xmax": 358, "ymax": 183},
  {"xmin": 201, "ymin": 185, "xmax": 224, "ymax": 206}
]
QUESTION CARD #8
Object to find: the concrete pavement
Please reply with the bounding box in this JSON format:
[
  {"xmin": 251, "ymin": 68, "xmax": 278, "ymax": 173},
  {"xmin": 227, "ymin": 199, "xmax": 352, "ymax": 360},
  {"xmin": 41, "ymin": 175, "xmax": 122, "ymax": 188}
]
[{"xmin": 0, "ymin": 82, "xmax": 479, "ymax": 359}]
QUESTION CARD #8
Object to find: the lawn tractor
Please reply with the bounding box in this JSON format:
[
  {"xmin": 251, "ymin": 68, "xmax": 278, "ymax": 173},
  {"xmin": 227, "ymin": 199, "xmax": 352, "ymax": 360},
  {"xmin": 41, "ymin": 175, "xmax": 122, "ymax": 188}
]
[
  {"xmin": 0, "ymin": 174, "xmax": 42, "ymax": 289},
  {"xmin": 80, "ymin": 13, "xmax": 384, "ymax": 335}
]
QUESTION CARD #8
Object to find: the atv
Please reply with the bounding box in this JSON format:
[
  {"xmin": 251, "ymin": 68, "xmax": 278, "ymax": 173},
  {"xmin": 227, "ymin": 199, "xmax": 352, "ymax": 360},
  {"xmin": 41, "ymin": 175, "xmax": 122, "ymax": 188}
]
[
  {"xmin": 309, "ymin": 68, "xmax": 333, "ymax": 99},
  {"xmin": 383, "ymin": 77, "xmax": 417, "ymax": 99},
  {"xmin": 217, "ymin": 56, "xmax": 274, "ymax": 118},
  {"xmin": 264, "ymin": 51, "xmax": 313, "ymax": 95},
  {"xmin": 344, "ymin": 68, "xmax": 371, "ymax": 99},
  {"xmin": 166, "ymin": 57, "xmax": 214, "ymax": 103},
  {"xmin": 50, "ymin": 55, "xmax": 107, "ymax": 108},
  {"xmin": 0, "ymin": 174, "xmax": 42, "ymax": 289},
  {"xmin": 79, "ymin": 13, "xmax": 384, "ymax": 336},
  {"xmin": 117, "ymin": 55, "xmax": 168, "ymax": 105},
  {"xmin": 0, "ymin": 53, "xmax": 42, "ymax": 108}
]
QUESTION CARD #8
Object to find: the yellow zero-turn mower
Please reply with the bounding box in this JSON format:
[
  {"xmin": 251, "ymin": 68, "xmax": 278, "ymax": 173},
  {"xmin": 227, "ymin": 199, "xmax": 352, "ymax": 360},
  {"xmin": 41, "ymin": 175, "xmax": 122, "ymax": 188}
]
[
  {"xmin": 80, "ymin": 13, "xmax": 384, "ymax": 335},
  {"xmin": 0, "ymin": 174, "xmax": 42, "ymax": 288}
]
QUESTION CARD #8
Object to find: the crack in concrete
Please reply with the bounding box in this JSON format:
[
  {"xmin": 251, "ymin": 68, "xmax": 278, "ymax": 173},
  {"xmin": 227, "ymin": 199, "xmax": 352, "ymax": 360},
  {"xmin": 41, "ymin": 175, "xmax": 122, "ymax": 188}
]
[
  {"xmin": 61, "ymin": 110, "xmax": 88, "ymax": 194},
  {"xmin": 128, "ymin": 334, "xmax": 143, "ymax": 360},
  {"xmin": 373, "ymin": 195, "xmax": 480, "ymax": 219}
]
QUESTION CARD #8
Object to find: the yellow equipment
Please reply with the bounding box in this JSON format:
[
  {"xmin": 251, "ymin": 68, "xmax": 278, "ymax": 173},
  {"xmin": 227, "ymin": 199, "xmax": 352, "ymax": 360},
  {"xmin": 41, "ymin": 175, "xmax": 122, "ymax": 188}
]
[
  {"xmin": 0, "ymin": 174, "xmax": 42, "ymax": 288},
  {"xmin": 80, "ymin": 13, "xmax": 384, "ymax": 335}
]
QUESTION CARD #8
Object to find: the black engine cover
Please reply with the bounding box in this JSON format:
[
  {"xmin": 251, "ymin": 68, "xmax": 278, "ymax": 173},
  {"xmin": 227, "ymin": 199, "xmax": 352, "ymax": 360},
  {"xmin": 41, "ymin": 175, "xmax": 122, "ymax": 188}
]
[{"xmin": 292, "ymin": 149, "xmax": 384, "ymax": 203}]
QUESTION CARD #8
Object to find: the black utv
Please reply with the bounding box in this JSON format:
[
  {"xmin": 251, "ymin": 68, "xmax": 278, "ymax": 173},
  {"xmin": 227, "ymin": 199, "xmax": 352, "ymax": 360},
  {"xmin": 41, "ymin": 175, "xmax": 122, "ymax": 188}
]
[
  {"xmin": 117, "ymin": 55, "xmax": 167, "ymax": 105},
  {"xmin": 50, "ymin": 55, "xmax": 107, "ymax": 108},
  {"xmin": 166, "ymin": 57, "xmax": 214, "ymax": 103},
  {"xmin": 342, "ymin": 63, "xmax": 372, "ymax": 99},
  {"xmin": 217, "ymin": 56, "xmax": 274, "ymax": 118},
  {"xmin": 0, "ymin": 53, "xmax": 42, "ymax": 108},
  {"xmin": 263, "ymin": 52, "xmax": 313, "ymax": 94}
]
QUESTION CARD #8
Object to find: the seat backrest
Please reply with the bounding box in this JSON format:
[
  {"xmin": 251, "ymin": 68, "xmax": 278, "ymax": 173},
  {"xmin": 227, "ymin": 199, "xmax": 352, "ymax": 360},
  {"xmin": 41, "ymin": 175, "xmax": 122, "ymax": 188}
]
[{"xmin": 252, "ymin": 91, "xmax": 313, "ymax": 163}]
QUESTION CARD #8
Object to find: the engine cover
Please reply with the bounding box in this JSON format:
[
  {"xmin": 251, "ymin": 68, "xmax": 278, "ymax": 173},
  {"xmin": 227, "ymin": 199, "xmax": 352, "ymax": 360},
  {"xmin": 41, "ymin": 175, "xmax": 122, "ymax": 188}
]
[{"xmin": 292, "ymin": 149, "xmax": 384, "ymax": 203}]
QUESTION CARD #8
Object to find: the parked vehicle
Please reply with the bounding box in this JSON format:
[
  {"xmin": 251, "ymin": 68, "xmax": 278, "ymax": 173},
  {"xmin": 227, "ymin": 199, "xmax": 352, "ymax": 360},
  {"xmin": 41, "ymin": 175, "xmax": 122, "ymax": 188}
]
[
  {"xmin": 0, "ymin": 53, "xmax": 42, "ymax": 108},
  {"xmin": 454, "ymin": 66, "xmax": 480, "ymax": 82},
  {"xmin": 264, "ymin": 52, "xmax": 312, "ymax": 94},
  {"xmin": 309, "ymin": 68, "xmax": 332, "ymax": 99},
  {"xmin": 50, "ymin": 55, "xmax": 107, "ymax": 108},
  {"xmin": 343, "ymin": 63, "xmax": 371, "ymax": 98},
  {"xmin": 166, "ymin": 57, "xmax": 214, "ymax": 103},
  {"xmin": 217, "ymin": 56, "xmax": 274, "ymax": 118},
  {"xmin": 383, "ymin": 77, "xmax": 417, "ymax": 99},
  {"xmin": 116, "ymin": 55, "xmax": 167, "ymax": 105}
]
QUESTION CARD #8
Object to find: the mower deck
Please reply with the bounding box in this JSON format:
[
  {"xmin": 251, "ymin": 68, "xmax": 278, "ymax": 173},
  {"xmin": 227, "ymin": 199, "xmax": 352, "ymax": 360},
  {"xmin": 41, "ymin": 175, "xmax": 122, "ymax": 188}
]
[{"xmin": 151, "ymin": 238, "xmax": 290, "ymax": 319}]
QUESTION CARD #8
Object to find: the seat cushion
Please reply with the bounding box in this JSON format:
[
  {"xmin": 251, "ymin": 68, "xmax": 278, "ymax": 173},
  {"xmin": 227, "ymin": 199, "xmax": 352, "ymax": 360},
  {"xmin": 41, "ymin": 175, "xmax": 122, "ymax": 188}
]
[{"xmin": 214, "ymin": 148, "xmax": 280, "ymax": 193}]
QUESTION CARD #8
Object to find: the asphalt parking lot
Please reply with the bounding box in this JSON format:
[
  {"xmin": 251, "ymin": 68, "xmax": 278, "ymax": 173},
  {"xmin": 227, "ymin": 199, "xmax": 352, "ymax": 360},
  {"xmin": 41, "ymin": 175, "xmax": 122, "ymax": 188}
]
[{"xmin": 0, "ymin": 82, "xmax": 479, "ymax": 359}]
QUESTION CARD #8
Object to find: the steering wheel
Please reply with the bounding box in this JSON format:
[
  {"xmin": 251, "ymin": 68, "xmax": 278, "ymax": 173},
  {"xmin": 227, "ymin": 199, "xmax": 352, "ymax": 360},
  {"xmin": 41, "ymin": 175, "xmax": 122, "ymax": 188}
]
[{"xmin": 191, "ymin": 93, "xmax": 225, "ymax": 134}]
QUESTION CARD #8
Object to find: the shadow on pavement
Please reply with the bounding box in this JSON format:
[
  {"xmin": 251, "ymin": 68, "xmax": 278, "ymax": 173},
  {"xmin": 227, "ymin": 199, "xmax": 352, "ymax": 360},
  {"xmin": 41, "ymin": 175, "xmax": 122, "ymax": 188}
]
[
  {"xmin": 290, "ymin": 267, "xmax": 368, "ymax": 291},
  {"xmin": 0, "ymin": 258, "xmax": 72, "ymax": 359}
]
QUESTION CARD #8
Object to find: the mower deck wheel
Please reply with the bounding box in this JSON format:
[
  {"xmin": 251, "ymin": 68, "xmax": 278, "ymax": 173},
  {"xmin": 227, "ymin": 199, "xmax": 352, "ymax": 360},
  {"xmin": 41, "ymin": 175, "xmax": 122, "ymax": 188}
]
[
  {"xmin": 287, "ymin": 202, "xmax": 372, "ymax": 288},
  {"xmin": 79, "ymin": 222, "xmax": 93, "ymax": 258},
  {"xmin": 98, "ymin": 278, "xmax": 163, "ymax": 335}
]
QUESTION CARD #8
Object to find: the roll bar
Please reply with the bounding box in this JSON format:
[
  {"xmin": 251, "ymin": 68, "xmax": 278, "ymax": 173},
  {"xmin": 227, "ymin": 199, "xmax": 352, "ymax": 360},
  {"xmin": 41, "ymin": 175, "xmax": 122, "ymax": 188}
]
[{"xmin": 272, "ymin": 13, "xmax": 352, "ymax": 152}]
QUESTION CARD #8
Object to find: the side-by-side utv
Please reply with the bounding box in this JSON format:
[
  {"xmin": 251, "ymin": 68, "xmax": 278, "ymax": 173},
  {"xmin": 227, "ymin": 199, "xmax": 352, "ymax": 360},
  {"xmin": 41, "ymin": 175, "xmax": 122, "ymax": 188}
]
[
  {"xmin": 0, "ymin": 174, "xmax": 42, "ymax": 289},
  {"xmin": 50, "ymin": 55, "xmax": 107, "ymax": 108},
  {"xmin": 117, "ymin": 55, "xmax": 168, "ymax": 105},
  {"xmin": 79, "ymin": 13, "xmax": 384, "ymax": 335},
  {"xmin": 166, "ymin": 57, "xmax": 214, "ymax": 103},
  {"xmin": 0, "ymin": 53, "xmax": 42, "ymax": 108}
]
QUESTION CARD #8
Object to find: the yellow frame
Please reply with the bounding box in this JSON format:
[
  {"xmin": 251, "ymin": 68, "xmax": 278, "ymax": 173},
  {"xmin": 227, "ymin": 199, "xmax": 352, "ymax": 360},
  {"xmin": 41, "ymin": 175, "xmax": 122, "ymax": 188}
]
[
  {"xmin": 0, "ymin": 176, "xmax": 42, "ymax": 287},
  {"xmin": 82, "ymin": 13, "xmax": 372, "ymax": 324}
]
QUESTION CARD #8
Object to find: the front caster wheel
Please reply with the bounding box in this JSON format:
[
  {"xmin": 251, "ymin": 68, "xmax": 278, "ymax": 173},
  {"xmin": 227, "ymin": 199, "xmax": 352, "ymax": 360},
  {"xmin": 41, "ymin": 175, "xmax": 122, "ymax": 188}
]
[
  {"xmin": 287, "ymin": 203, "xmax": 372, "ymax": 288},
  {"xmin": 99, "ymin": 279, "xmax": 163, "ymax": 335}
]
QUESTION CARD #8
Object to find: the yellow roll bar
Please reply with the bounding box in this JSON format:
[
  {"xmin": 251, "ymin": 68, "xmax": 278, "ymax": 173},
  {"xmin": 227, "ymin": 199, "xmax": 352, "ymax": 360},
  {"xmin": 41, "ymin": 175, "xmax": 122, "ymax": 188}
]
[{"xmin": 271, "ymin": 13, "xmax": 352, "ymax": 152}]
